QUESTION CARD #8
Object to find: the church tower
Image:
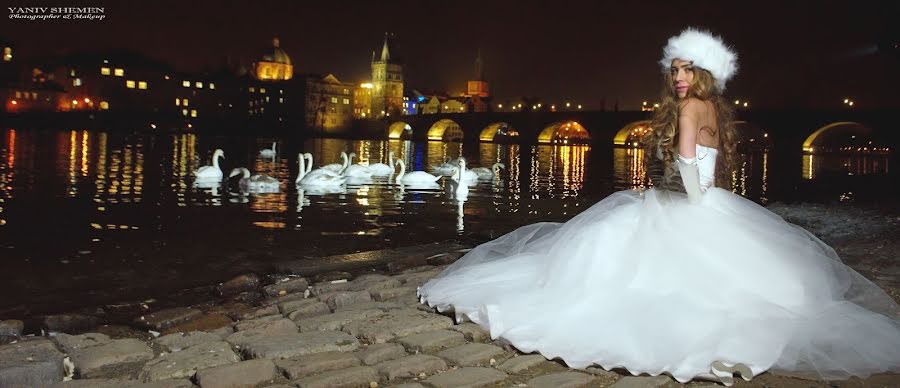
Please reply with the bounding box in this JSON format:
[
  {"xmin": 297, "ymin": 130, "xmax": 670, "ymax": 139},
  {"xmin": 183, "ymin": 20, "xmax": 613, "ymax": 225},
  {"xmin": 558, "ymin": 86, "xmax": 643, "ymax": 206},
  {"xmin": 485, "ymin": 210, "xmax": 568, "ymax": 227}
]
[
  {"xmin": 371, "ymin": 33, "xmax": 403, "ymax": 118},
  {"xmin": 466, "ymin": 49, "xmax": 489, "ymax": 98}
]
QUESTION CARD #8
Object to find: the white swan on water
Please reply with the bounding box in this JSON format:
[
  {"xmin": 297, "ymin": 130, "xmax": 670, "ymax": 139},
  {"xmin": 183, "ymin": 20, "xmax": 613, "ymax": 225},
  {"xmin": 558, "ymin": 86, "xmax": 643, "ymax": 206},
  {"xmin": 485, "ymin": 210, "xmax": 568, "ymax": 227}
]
[
  {"xmin": 322, "ymin": 152, "xmax": 349, "ymax": 173},
  {"xmin": 343, "ymin": 152, "xmax": 374, "ymax": 178},
  {"xmin": 450, "ymin": 160, "xmax": 470, "ymax": 199},
  {"xmin": 470, "ymin": 162, "xmax": 505, "ymax": 179},
  {"xmin": 297, "ymin": 152, "xmax": 345, "ymax": 187},
  {"xmin": 395, "ymin": 159, "xmax": 441, "ymax": 185},
  {"xmin": 450, "ymin": 158, "xmax": 479, "ymax": 183},
  {"xmin": 229, "ymin": 167, "xmax": 280, "ymax": 193},
  {"xmin": 194, "ymin": 149, "xmax": 225, "ymax": 182},
  {"xmin": 431, "ymin": 157, "xmax": 461, "ymax": 176},
  {"xmin": 366, "ymin": 151, "xmax": 395, "ymax": 176},
  {"xmin": 259, "ymin": 142, "xmax": 277, "ymax": 158}
]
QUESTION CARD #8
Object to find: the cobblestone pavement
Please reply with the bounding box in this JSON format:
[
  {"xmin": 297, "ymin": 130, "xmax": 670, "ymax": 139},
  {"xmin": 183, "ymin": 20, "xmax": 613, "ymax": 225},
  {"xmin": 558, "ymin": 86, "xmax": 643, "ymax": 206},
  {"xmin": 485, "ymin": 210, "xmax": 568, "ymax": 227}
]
[{"xmin": 2, "ymin": 251, "xmax": 898, "ymax": 387}]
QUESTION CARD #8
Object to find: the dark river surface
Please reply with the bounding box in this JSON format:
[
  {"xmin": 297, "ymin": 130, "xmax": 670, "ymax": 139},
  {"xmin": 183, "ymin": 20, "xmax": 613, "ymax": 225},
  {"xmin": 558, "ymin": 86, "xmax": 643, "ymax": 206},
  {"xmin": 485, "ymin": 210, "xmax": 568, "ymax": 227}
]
[{"xmin": 0, "ymin": 127, "xmax": 895, "ymax": 318}]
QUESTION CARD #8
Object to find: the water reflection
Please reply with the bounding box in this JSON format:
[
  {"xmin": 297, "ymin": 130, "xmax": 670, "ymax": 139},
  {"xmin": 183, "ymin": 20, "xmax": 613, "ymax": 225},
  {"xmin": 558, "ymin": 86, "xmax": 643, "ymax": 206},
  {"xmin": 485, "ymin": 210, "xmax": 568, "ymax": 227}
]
[{"xmin": 802, "ymin": 153, "xmax": 890, "ymax": 180}]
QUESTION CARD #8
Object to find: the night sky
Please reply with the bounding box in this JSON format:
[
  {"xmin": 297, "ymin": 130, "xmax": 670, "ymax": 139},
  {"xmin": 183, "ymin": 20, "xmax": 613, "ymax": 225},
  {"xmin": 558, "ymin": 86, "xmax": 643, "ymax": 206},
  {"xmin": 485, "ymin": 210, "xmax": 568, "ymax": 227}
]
[{"xmin": 5, "ymin": 0, "xmax": 899, "ymax": 109}]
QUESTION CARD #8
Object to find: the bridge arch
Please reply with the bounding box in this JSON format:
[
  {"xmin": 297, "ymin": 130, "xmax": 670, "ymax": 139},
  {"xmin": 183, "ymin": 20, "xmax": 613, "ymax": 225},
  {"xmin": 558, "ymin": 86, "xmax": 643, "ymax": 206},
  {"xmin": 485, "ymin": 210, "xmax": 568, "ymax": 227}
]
[
  {"xmin": 479, "ymin": 122, "xmax": 519, "ymax": 142},
  {"xmin": 387, "ymin": 122, "xmax": 413, "ymax": 139},
  {"xmin": 537, "ymin": 121, "xmax": 590, "ymax": 144},
  {"xmin": 427, "ymin": 119, "xmax": 464, "ymax": 142},
  {"xmin": 614, "ymin": 120, "xmax": 651, "ymax": 146},
  {"xmin": 802, "ymin": 122, "xmax": 875, "ymax": 153}
]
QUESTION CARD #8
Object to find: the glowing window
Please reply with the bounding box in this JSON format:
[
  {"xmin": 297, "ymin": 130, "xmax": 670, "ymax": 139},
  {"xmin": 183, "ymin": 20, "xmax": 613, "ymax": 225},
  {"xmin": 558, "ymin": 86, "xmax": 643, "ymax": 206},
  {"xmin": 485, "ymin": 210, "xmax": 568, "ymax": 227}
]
[
  {"xmin": 182, "ymin": 81, "xmax": 190, "ymax": 87},
  {"xmin": 175, "ymin": 98, "xmax": 180, "ymax": 106},
  {"xmin": 138, "ymin": 81, "xmax": 147, "ymax": 90},
  {"xmin": 182, "ymin": 109, "xmax": 188, "ymax": 116},
  {"xmin": 100, "ymin": 101, "xmax": 109, "ymax": 110},
  {"xmin": 195, "ymin": 81, "xmax": 203, "ymax": 88},
  {"xmin": 209, "ymin": 83, "xmax": 215, "ymax": 90},
  {"xmin": 126, "ymin": 80, "xmax": 135, "ymax": 88},
  {"xmin": 114, "ymin": 68, "xmax": 124, "ymax": 76},
  {"xmin": 100, "ymin": 67, "xmax": 111, "ymax": 75},
  {"xmin": 249, "ymin": 87, "xmax": 255, "ymax": 92},
  {"xmin": 2, "ymin": 47, "xmax": 10, "ymax": 61},
  {"xmin": 15, "ymin": 91, "xmax": 21, "ymax": 98},
  {"xmin": 183, "ymin": 98, "xmax": 188, "ymax": 106},
  {"xmin": 331, "ymin": 97, "xmax": 338, "ymax": 103},
  {"xmin": 265, "ymin": 96, "xmax": 270, "ymax": 102},
  {"xmin": 279, "ymin": 97, "xmax": 283, "ymax": 103},
  {"xmin": 73, "ymin": 78, "xmax": 82, "ymax": 86},
  {"xmin": 343, "ymin": 98, "xmax": 350, "ymax": 105},
  {"xmin": 260, "ymin": 88, "xmax": 266, "ymax": 94},
  {"xmin": 190, "ymin": 110, "xmax": 197, "ymax": 117}
]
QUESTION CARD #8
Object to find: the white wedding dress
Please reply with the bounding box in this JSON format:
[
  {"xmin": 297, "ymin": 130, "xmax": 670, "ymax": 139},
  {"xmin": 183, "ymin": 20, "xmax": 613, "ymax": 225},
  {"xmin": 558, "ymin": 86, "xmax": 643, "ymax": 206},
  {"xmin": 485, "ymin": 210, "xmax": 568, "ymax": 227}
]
[{"xmin": 419, "ymin": 144, "xmax": 900, "ymax": 385}]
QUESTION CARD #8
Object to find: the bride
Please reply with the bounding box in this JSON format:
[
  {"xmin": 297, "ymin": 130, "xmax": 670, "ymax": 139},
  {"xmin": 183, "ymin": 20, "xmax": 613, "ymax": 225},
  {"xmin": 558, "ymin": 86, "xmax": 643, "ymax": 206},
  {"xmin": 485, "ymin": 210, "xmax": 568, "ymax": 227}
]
[{"xmin": 418, "ymin": 28, "xmax": 900, "ymax": 385}]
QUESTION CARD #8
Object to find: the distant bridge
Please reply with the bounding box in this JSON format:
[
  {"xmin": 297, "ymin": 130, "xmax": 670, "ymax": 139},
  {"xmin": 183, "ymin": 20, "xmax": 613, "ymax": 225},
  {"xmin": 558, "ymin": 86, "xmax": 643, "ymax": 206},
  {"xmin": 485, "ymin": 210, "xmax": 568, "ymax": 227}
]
[{"xmin": 373, "ymin": 109, "xmax": 897, "ymax": 154}]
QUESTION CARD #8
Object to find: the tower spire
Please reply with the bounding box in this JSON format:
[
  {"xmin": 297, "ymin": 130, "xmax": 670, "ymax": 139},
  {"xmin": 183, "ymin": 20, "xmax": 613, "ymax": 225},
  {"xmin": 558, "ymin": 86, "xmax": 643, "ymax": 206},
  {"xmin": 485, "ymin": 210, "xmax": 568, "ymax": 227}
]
[
  {"xmin": 380, "ymin": 33, "xmax": 391, "ymax": 62},
  {"xmin": 474, "ymin": 49, "xmax": 484, "ymax": 81}
]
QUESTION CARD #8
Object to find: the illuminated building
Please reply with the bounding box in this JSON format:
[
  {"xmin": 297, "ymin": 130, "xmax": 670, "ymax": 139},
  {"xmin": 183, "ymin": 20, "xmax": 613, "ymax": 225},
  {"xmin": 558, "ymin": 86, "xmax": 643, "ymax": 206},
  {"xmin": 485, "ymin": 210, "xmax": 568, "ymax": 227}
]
[
  {"xmin": 370, "ymin": 33, "xmax": 404, "ymax": 118},
  {"xmin": 353, "ymin": 83, "xmax": 373, "ymax": 118},
  {"xmin": 253, "ymin": 37, "xmax": 293, "ymax": 81},
  {"xmin": 302, "ymin": 74, "xmax": 354, "ymax": 133},
  {"xmin": 466, "ymin": 50, "xmax": 489, "ymax": 99}
]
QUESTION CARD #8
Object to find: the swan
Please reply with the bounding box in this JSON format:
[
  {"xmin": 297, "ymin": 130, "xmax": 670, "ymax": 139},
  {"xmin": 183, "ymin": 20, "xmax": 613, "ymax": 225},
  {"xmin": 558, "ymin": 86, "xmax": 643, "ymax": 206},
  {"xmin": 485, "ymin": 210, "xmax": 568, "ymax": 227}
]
[
  {"xmin": 322, "ymin": 152, "xmax": 349, "ymax": 173},
  {"xmin": 194, "ymin": 149, "xmax": 225, "ymax": 182},
  {"xmin": 229, "ymin": 167, "xmax": 280, "ymax": 193},
  {"xmin": 450, "ymin": 167, "xmax": 469, "ymax": 199},
  {"xmin": 259, "ymin": 142, "xmax": 277, "ymax": 158},
  {"xmin": 343, "ymin": 152, "xmax": 374, "ymax": 178},
  {"xmin": 431, "ymin": 157, "xmax": 460, "ymax": 176},
  {"xmin": 450, "ymin": 159, "xmax": 479, "ymax": 183},
  {"xmin": 395, "ymin": 159, "xmax": 441, "ymax": 185},
  {"xmin": 470, "ymin": 162, "xmax": 506, "ymax": 179},
  {"xmin": 303, "ymin": 153, "xmax": 345, "ymax": 179},
  {"xmin": 297, "ymin": 152, "xmax": 346, "ymax": 187},
  {"xmin": 367, "ymin": 151, "xmax": 396, "ymax": 176}
]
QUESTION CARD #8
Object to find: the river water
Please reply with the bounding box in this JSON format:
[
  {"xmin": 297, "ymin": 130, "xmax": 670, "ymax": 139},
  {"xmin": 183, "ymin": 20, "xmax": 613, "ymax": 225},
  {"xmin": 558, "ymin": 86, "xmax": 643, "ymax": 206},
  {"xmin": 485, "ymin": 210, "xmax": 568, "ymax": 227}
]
[{"xmin": 0, "ymin": 128, "xmax": 894, "ymax": 317}]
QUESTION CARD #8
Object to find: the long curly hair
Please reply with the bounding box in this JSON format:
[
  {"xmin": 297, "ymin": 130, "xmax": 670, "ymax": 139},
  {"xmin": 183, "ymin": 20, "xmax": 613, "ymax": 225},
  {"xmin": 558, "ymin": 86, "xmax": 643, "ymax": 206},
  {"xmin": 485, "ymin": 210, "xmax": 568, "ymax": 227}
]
[{"xmin": 643, "ymin": 65, "xmax": 739, "ymax": 190}]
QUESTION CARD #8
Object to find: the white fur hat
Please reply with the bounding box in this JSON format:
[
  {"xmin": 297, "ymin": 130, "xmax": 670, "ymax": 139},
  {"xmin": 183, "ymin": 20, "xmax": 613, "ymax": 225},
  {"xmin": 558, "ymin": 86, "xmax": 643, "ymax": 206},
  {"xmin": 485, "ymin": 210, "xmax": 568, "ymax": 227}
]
[{"xmin": 660, "ymin": 28, "xmax": 738, "ymax": 91}]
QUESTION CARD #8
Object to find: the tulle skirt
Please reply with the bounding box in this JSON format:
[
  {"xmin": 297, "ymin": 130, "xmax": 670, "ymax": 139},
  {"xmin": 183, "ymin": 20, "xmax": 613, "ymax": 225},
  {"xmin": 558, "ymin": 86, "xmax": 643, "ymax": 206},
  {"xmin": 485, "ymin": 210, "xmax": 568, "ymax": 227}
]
[{"xmin": 418, "ymin": 188, "xmax": 900, "ymax": 384}]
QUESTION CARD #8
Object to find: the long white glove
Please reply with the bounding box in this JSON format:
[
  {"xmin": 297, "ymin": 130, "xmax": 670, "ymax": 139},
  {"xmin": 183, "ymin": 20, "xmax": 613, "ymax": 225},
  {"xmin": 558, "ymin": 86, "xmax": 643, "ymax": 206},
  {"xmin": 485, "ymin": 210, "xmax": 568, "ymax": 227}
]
[{"xmin": 676, "ymin": 155, "xmax": 703, "ymax": 204}]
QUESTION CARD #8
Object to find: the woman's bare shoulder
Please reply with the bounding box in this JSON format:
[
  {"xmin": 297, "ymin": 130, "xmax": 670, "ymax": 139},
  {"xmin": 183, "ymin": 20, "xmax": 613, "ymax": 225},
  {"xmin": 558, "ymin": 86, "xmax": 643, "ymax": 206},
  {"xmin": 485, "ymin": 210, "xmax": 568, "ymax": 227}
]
[{"xmin": 678, "ymin": 98, "xmax": 707, "ymax": 115}]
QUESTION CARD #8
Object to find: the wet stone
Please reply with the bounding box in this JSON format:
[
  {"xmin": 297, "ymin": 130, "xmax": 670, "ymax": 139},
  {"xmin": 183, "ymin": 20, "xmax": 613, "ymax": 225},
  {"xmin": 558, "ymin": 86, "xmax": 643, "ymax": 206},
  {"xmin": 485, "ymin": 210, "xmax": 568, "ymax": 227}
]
[
  {"xmin": 332, "ymin": 301, "xmax": 403, "ymax": 313},
  {"xmin": 274, "ymin": 351, "xmax": 361, "ymax": 379},
  {"xmin": 234, "ymin": 315, "xmax": 283, "ymax": 330},
  {"xmin": 280, "ymin": 299, "xmax": 331, "ymax": 319},
  {"xmin": 424, "ymin": 366, "xmax": 508, "ymax": 388},
  {"xmin": 226, "ymin": 318, "xmax": 298, "ymax": 346},
  {"xmin": 496, "ymin": 354, "xmax": 549, "ymax": 373},
  {"xmin": 135, "ymin": 307, "xmax": 202, "ymax": 331},
  {"xmin": 0, "ymin": 338, "xmax": 66, "ymax": 387},
  {"xmin": 160, "ymin": 312, "xmax": 234, "ymax": 336},
  {"xmin": 152, "ymin": 331, "xmax": 221, "ymax": 352},
  {"xmin": 400, "ymin": 265, "xmax": 437, "ymax": 274},
  {"xmin": 426, "ymin": 251, "xmax": 464, "ymax": 266},
  {"xmin": 319, "ymin": 290, "xmax": 373, "ymax": 310},
  {"xmin": 264, "ymin": 277, "xmax": 310, "ymax": 297},
  {"xmin": 52, "ymin": 332, "xmax": 112, "ymax": 354},
  {"xmin": 435, "ymin": 343, "xmax": 505, "ymax": 366},
  {"xmin": 139, "ymin": 341, "xmax": 240, "ymax": 381},
  {"xmin": 373, "ymin": 354, "xmax": 447, "ymax": 381},
  {"xmin": 194, "ymin": 359, "xmax": 277, "ymax": 388},
  {"xmin": 353, "ymin": 343, "xmax": 407, "ymax": 366},
  {"xmin": 43, "ymin": 313, "xmax": 99, "ymax": 334},
  {"xmin": 310, "ymin": 281, "xmax": 352, "ymax": 297},
  {"xmin": 390, "ymin": 383, "xmax": 426, "ymax": 388},
  {"xmin": 394, "ymin": 268, "xmax": 444, "ymax": 287},
  {"xmin": 296, "ymin": 309, "xmax": 384, "ymax": 332},
  {"xmin": 0, "ymin": 320, "xmax": 23, "ymax": 336},
  {"xmin": 291, "ymin": 365, "xmax": 380, "ymax": 388},
  {"xmin": 218, "ymin": 273, "xmax": 261, "ymax": 296},
  {"xmin": 395, "ymin": 329, "xmax": 465, "ymax": 353},
  {"xmin": 50, "ymin": 379, "xmax": 195, "ymax": 387},
  {"xmin": 342, "ymin": 309, "xmax": 454, "ymax": 344},
  {"xmin": 263, "ymin": 291, "xmax": 309, "ymax": 306},
  {"xmin": 347, "ymin": 274, "xmax": 402, "ymax": 292},
  {"xmin": 313, "ymin": 271, "xmax": 353, "ymax": 284},
  {"xmin": 369, "ymin": 287, "xmax": 416, "ymax": 301},
  {"xmin": 230, "ymin": 304, "xmax": 279, "ymax": 320},
  {"xmin": 527, "ymin": 372, "xmax": 598, "ymax": 388},
  {"xmin": 70, "ymin": 338, "xmax": 154, "ymax": 378},
  {"xmin": 239, "ymin": 331, "xmax": 360, "ymax": 360},
  {"xmin": 449, "ymin": 323, "xmax": 489, "ymax": 342},
  {"xmin": 609, "ymin": 375, "xmax": 674, "ymax": 388}
]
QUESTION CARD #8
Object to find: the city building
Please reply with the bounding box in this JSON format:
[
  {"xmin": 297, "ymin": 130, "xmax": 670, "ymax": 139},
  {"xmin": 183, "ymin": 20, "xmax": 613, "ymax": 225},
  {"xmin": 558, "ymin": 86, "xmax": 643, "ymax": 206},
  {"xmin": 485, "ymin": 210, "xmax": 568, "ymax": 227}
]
[
  {"xmin": 370, "ymin": 34, "xmax": 403, "ymax": 118},
  {"xmin": 253, "ymin": 37, "xmax": 293, "ymax": 81},
  {"xmin": 353, "ymin": 82, "xmax": 373, "ymax": 118},
  {"xmin": 301, "ymin": 74, "xmax": 354, "ymax": 133}
]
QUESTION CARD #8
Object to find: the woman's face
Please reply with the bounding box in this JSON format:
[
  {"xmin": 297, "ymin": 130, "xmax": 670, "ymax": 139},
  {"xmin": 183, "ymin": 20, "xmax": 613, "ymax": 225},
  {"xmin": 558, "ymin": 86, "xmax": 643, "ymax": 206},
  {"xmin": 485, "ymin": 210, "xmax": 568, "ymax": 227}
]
[{"xmin": 671, "ymin": 59, "xmax": 694, "ymax": 99}]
